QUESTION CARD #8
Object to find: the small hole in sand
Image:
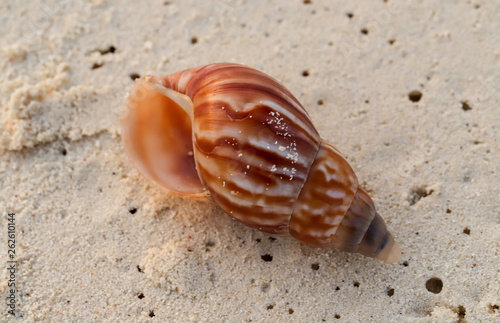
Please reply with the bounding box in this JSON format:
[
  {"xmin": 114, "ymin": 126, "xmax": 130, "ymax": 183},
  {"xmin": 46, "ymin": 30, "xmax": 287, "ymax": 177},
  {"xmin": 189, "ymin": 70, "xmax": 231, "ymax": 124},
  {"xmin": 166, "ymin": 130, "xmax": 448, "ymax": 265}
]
[
  {"xmin": 311, "ymin": 263, "xmax": 320, "ymax": 271},
  {"xmin": 461, "ymin": 101, "xmax": 472, "ymax": 111},
  {"xmin": 335, "ymin": 286, "xmax": 340, "ymax": 291},
  {"xmin": 361, "ymin": 28, "xmax": 369, "ymax": 35},
  {"xmin": 129, "ymin": 208, "xmax": 137, "ymax": 214},
  {"xmin": 402, "ymin": 261, "xmax": 409, "ymax": 267},
  {"xmin": 346, "ymin": 12, "xmax": 354, "ymax": 18},
  {"xmin": 353, "ymin": 281, "xmax": 360, "ymax": 288},
  {"xmin": 388, "ymin": 39, "xmax": 396, "ymax": 45},
  {"xmin": 317, "ymin": 99, "xmax": 324, "ymax": 105},
  {"xmin": 137, "ymin": 265, "xmax": 142, "ymax": 273},
  {"xmin": 267, "ymin": 304, "xmax": 274, "ymax": 310},
  {"xmin": 457, "ymin": 305, "xmax": 466, "ymax": 319},
  {"xmin": 92, "ymin": 46, "xmax": 116, "ymax": 55},
  {"xmin": 269, "ymin": 237, "xmax": 276, "ymax": 242},
  {"xmin": 463, "ymin": 227, "xmax": 471, "ymax": 235},
  {"xmin": 446, "ymin": 208, "xmax": 452, "ymax": 213},
  {"xmin": 138, "ymin": 293, "xmax": 145, "ymax": 299},
  {"xmin": 148, "ymin": 310, "xmax": 155, "ymax": 317},
  {"xmin": 489, "ymin": 304, "xmax": 499, "ymax": 313},
  {"xmin": 334, "ymin": 314, "xmax": 341, "ymax": 319},
  {"xmin": 463, "ymin": 173, "xmax": 471, "ymax": 182},
  {"xmin": 91, "ymin": 62, "xmax": 104, "ymax": 70},
  {"xmin": 303, "ymin": 0, "xmax": 311, "ymax": 4},
  {"xmin": 102, "ymin": 46, "xmax": 116, "ymax": 54},
  {"xmin": 302, "ymin": 70, "xmax": 310, "ymax": 77},
  {"xmin": 256, "ymin": 238, "xmax": 261, "ymax": 243},
  {"xmin": 61, "ymin": 149, "xmax": 67, "ymax": 156},
  {"xmin": 408, "ymin": 90, "xmax": 422, "ymax": 102},
  {"xmin": 289, "ymin": 308, "xmax": 294, "ymax": 314},
  {"xmin": 129, "ymin": 73, "xmax": 140, "ymax": 81},
  {"xmin": 190, "ymin": 37, "xmax": 198, "ymax": 44},
  {"xmin": 409, "ymin": 186, "xmax": 433, "ymax": 205},
  {"xmin": 261, "ymin": 254, "xmax": 273, "ymax": 262},
  {"xmin": 205, "ymin": 241, "xmax": 215, "ymax": 247},
  {"xmin": 387, "ymin": 288, "xmax": 395, "ymax": 297},
  {"xmin": 425, "ymin": 277, "xmax": 443, "ymax": 294}
]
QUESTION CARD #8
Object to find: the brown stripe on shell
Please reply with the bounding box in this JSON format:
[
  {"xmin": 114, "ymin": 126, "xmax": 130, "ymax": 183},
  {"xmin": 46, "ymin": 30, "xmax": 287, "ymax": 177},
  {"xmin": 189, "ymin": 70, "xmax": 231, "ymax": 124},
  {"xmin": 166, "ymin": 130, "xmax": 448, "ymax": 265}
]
[
  {"xmin": 289, "ymin": 142, "xmax": 358, "ymax": 247},
  {"xmin": 195, "ymin": 151, "xmax": 300, "ymax": 234},
  {"xmin": 194, "ymin": 95, "xmax": 319, "ymax": 148},
  {"xmin": 187, "ymin": 63, "xmax": 308, "ymax": 114},
  {"xmin": 191, "ymin": 75, "xmax": 318, "ymax": 142},
  {"xmin": 193, "ymin": 101, "xmax": 318, "ymax": 169}
]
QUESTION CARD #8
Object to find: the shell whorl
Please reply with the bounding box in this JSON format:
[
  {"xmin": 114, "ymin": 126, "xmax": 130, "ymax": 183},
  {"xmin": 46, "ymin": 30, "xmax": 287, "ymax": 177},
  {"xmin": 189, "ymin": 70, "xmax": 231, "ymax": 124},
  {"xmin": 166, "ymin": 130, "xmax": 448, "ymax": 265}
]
[{"xmin": 121, "ymin": 63, "xmax": 401, "ymax": 262}]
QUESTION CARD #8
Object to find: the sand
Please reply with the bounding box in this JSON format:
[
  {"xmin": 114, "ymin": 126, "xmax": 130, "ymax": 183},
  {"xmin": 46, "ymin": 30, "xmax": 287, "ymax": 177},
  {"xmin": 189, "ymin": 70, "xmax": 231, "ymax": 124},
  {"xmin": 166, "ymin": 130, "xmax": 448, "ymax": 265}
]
[{"xmin": 1, "ymin": 0, "xmax": 499, "ymax": 322}]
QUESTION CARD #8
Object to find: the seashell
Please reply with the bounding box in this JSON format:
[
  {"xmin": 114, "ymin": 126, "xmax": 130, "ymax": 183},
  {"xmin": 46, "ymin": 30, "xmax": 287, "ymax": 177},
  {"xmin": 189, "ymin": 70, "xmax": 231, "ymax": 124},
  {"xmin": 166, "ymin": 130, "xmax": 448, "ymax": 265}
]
[{"xmin": 121, "ymin": 63, "xmax": 401, "ymax": 262}]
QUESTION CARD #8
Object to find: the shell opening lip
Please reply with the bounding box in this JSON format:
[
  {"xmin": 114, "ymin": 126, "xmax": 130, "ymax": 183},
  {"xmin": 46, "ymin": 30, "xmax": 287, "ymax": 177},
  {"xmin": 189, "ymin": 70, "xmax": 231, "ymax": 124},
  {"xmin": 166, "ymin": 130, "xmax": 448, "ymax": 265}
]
[
  {"xmin": 121, "ymin": 75, "xmax": 206, "ymax": 200},
  {"xmin": 144, "ymin": 75, "xmax": 194, "ymax": 120}
]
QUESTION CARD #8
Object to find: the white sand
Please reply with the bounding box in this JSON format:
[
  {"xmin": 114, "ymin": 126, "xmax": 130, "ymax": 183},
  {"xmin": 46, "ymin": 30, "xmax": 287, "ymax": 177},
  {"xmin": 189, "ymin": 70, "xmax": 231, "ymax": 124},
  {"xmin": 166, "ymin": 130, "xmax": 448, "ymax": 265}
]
[{"xmin": 1, "ymin": 1, "xmax": 499, "ymax": 322}]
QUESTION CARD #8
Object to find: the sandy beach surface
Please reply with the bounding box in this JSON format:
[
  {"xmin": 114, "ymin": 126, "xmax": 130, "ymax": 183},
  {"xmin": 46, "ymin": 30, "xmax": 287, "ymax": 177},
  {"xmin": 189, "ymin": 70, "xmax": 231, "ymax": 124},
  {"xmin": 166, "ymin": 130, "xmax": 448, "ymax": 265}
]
[{"xmin": 1, "ymin": 1, "xmax": 499, "ymax": 322}]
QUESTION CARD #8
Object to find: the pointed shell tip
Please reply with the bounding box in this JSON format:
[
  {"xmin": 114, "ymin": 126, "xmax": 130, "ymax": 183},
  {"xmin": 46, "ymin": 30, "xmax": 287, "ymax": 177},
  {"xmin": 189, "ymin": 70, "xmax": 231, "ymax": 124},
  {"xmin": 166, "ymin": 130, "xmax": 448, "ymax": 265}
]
[{"xmin": 383, "ymin": 240, "xmax": 402, "ymax": 263}]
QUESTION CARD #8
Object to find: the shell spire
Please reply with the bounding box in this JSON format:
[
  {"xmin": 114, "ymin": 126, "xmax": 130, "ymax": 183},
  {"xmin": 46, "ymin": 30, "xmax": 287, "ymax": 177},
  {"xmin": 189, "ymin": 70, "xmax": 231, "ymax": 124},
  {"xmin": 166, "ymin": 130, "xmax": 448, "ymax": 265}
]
[{"xmin": 121, "ymin": 63, "xmax": 401, "ymax": 262}]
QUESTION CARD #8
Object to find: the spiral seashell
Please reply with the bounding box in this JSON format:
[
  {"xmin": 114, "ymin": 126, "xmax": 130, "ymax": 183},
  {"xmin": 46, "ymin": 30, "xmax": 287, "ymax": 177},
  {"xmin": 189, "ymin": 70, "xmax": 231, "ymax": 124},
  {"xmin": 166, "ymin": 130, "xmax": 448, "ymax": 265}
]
[{"xmin": 121, "ymin": 63, "xmax": 401, "ymax": 262}]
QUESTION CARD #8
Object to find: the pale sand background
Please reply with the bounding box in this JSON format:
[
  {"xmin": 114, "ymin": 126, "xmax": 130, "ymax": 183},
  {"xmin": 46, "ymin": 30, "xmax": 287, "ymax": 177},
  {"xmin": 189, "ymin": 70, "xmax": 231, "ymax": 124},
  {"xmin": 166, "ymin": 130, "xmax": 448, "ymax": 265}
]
[{"xmin": 1, "ymin": 0, "xmax": 499, "ymax": 322}]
